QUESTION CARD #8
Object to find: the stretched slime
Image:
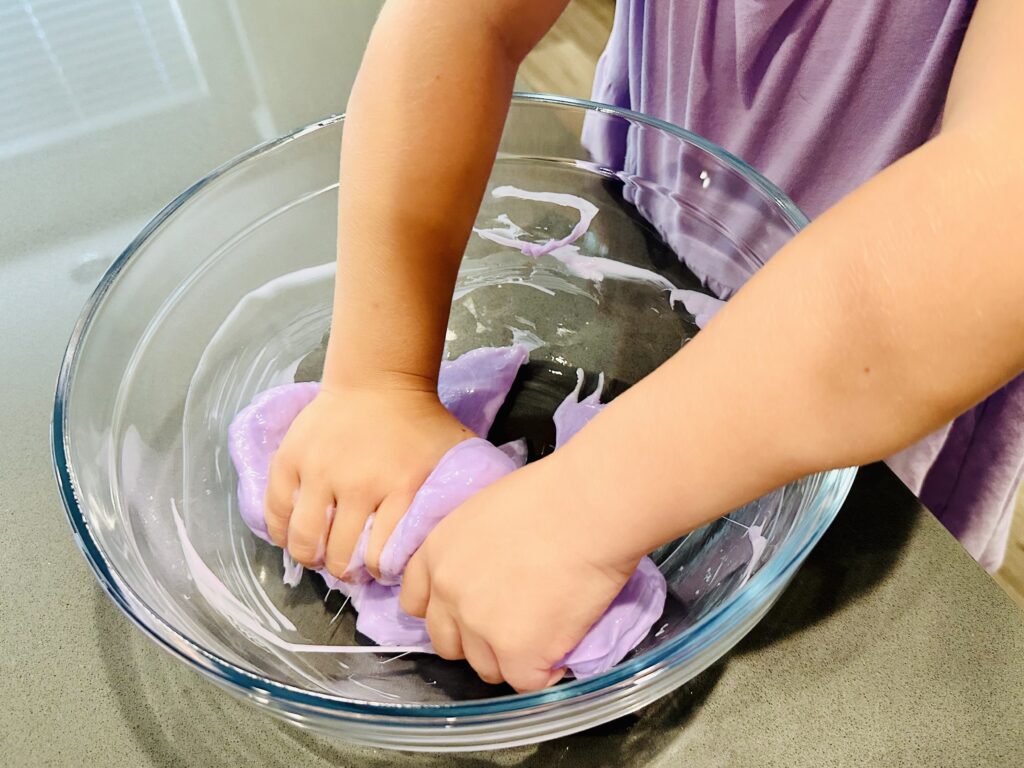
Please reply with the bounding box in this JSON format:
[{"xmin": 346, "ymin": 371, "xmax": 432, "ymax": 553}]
[{"xmin": 229, "ymin": 345, "xmax": 667, "ymax": 679}]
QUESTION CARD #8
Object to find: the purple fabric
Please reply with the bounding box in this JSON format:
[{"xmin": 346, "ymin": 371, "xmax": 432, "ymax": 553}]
[
  {"xmin": 590, "ymin": 0, "xmax": 975, "ymax": 219},
  {"xmin": 588, "ymin": 0, "xmax": 1021, "ymax": 570}
]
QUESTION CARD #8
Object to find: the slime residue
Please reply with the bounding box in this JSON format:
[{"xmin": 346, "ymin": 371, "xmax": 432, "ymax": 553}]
[
  {"xmin": 170, "ymin": 499, "xmax": 426, "ymax": 655},
  {"xmin": 474, "ymin": 186, "xmax": 727, "ymax": 329}
]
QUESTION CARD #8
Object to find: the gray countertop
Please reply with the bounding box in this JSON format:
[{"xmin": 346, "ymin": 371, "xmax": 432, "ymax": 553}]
[{"xmin": 1, "ymin": 2, "xmax": 1021, "ymax": 766}]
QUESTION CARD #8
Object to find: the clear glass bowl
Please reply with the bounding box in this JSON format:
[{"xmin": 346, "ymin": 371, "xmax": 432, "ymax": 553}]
[{"xmin": 53, "ymin": 94, "xmax": 855, "ymax": 751}]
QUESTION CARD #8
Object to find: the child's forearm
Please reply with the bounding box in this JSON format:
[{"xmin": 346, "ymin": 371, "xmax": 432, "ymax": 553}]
[
  {"xmin": 555, "ymin": 0, "xmax": 1024, "ymax": 562},
  {"xmin": 324, "ymin": 0, "xmax": 567, "ymax": 391}
]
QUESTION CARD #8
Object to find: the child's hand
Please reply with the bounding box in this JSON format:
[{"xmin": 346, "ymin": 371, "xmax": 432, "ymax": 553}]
[
  {"xmin": 399, "ymin": 459, "xmax": 637, "ymax": 692},
  {"xmin": 264, "ymin": 385, "xmax": 472, "ymax": 578}
]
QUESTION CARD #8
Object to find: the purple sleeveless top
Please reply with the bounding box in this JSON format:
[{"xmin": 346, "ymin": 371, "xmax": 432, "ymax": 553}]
[{"xmin": 589, "ymin": 0, "xmax": 1022, "ymax": 571}]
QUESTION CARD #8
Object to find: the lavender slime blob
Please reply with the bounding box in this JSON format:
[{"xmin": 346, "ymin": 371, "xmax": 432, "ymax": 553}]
[
  {"xmin": 228, "ymin": 346, "xmax": 667, "ymax": 679},
  {"xmin": 436, "ymin": 344, "xmax": 529, "ymax": 436},
  {"xmin": 553, "ymin": 369, "xmax": 607, "ymax": 450},
  {"xmin": 669, "ymin": 288, "xmax": 726, "ymax": 329},
  {"xmin": 496, "ymin": 438, "xmax": 528, "ymax": 465},
  {"xmin": 348, "ymin": 580, "xmax": 434, "ymax": 648},
  {"xmin": 563, "ymin": 557, "xmax": 666, "ymax": 678},
  {"xmin": 229, "ymin": 381, "xmax": 318, "ymax": 541},
  {"xmin": 375, "ymin": 438, "xmax": 524, "ymax": 586}
]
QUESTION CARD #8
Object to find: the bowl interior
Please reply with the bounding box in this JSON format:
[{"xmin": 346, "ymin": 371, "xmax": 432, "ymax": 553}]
[{"xmin": 60, "ymin": 97, "xmax": 841, "ymax": 711}]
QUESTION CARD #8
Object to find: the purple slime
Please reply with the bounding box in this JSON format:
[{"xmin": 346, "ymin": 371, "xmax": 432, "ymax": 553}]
[
  {"xmin": 553, "ymin": 369, "xmax": 608, "ymax": 449},
  {"xmin": 228, "ymin": 346, "xmax": 667, "ymax": 679}
]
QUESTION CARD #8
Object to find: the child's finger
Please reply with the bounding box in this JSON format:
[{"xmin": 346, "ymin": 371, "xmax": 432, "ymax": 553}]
[
  {"xmin": 545, "ymin": 668, "xmax": 566, "ymax": 688},
  {"xmin": 324, "ymin": 499, "xmax": 374, "ymax": 579},
  {"xmin": 286, "ymin": 484, "xmax": 335, "ymax": 567},
  {"xmin": 264, "ymin": 453, "xmax": 297, "ymax": 547},
  {"xmin": 364, "ymin": 489, "xmax": 416, "ymax": 581},
  {"xmin": 461, "ymin": 630, "xmax": 503, "ymax": 685},
  {"xmin": 495, "ymin": 651, "xmax": 559, "ymax": 694},
  {"xmin": 425, "ymin": 604, "xmax": 464, "ymax": 661},
  {"xmin": 398, "ymin": 551, "xmax": 430, "ymax": 618}
]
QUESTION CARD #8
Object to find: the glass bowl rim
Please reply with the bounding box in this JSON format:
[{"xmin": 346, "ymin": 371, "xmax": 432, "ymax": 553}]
[{"xmin": 51, "ymin": 92, "xmax": 849, "ymax": 722}]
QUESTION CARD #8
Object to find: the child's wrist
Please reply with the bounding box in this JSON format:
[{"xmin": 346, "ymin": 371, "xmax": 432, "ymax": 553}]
[
  {"xmin": 322, "ymin": 364, "xmax": 439, "ymax": 394},
  {"xmin": 540, "ymin": 442, "xmax": 655, "ymax": 569},
  {"xmin": 321, "ymin": 332, "xmax": 441, "ymax": 395}
]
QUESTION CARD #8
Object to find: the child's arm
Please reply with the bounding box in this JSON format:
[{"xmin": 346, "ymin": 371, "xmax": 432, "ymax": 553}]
[
  {"xmin": 400, "ymin": 0, "xmax": 1024, "ymax": 691},
  {"xmin": 264, "ymin": 0, "xmax": 568, "ymax": 575}
]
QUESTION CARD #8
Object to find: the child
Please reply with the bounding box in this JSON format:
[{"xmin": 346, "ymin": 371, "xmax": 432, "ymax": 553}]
[{"xmin": 262, "ymin": 0, "xmax": 1024, "ymax": 692}]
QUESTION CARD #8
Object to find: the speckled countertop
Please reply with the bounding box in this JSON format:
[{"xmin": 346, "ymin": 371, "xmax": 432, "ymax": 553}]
[{"xmin": 1, "ymin": 2, "xmax": 1021, "ymax": 766}]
